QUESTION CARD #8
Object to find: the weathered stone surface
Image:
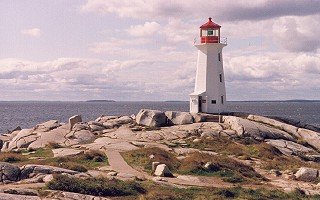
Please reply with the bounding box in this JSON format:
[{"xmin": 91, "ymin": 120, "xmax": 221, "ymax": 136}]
[
  {"xmin": 296, "ymin": 128, "xmax": 320, "ymax": 151},
  {"xmin": 20, "ymin": 164, "xmax": 78, "ymax": 179},
  {"xmin": 72, "ymin": 122, "xmax": 90, "ymax": 131},
  {"xmin": 35, "ymin": 120, "xmax": 60, "ymax": 132},
  {"xmin": 0, "ymin": 188, "xmax": 39, "ymax": 196},
  {"xmin": 136, "ymin": 109, "xmax": 167, "ymax": 127},
  {"xmin": 0, "ymin": 162, "xmax": 21, "ymax": 182},
  {"xmin": 152, "ymin": 162, "xmax": 160, "ymax": 172},
  {"xmin": 42, "ymin": 174, "xmax": 53, "ymax": 183},
  {"xmin": 28, "ymin": 124, "xmax": 70, "ymax": 150},
  {"xmin": 154, "ymin": 164, "xmax": 173, "ymax": 177},
  {"xmin": 165, "ymin": 111, "xmax": 193, "ymax": 125},
  {"xmin": 191, "ymin": 113, "xmax": 207, "ymax": 123},
  {"xmin": 72, "ymin": 130, "xmax": 96, "ymax": 143},
  {"xmin": 89, "ymin": 124, "xmax": 105, "ymax": 132},
  {"xmin": 4, "ymin": 129, "xmax": 37, "ymax": 151},
  {"xmin": 69, "ymin": 115, "xmax": 82, "ymax": 130},
  {"xmin": 116, "ymin": 116, "xmax": 133, "ymax": 125},
  {"xmin": 0, "ymin": 193, "xmax": 40, "ymax": 200},
  {"xmin": 223, "ymin": 116, "xmax": 295, "ymax": 141},
  {"xmin": 46, "ymin": 191, "xmax": 111, "ymax": 200},
  {"xmin": 295, "ymin": 167, "xmax": 319, "ymax": 182},
  {"xmin": 266, "ymin": 139, "xmax": 316, "ymax": 156},
  {"xmin": 52, "ymin": 148, "xmax": 84, "ymax": 157}
]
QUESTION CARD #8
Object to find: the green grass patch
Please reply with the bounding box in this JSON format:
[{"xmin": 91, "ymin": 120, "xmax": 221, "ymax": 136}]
[
  {"xmin": 1, "ymin": 148, "xmax": 108, "ymax": 172},
  {"xmin": 47, "ymin": 174, "xmax": 146, "ymax": 197},
  {"xmin": 122, "ymin": 147, "xmax": 180, "ymax": 173}
]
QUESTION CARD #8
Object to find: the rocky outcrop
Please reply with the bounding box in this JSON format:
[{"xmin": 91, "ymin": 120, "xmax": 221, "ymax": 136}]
[
  {"xmin": 154, "ymin": 164, "xmax": 173, "ymax": 177},
  {"xmin": 20, "ymin": 164, "xmax": 79, "ymax": 179},
  {"xmin": 69, "ymin": 115, "xmax": 82, "ymax": 130},
  {"xmin": 266, "ymin": 139, "xmax": 317, "ymax": 156},
  {"xmin": 34, "ymin": 120, "xmax": 60, "ymax": 132},
  {"xmin": 223, "ymin": 116, "xmax": 295, "ymax": 141},
  {"xmin": 136, "ymin": 109, "xmax": 167, "ymax": 127},
  {"xmin": 165, "ymin": 111, "xmax": 194, "ymax": 125},
  {"xmin": 0, "ymin": 162, "xmax": 21, "ymax": 183},
  {"xmin": 295, "ymin": 167, "xmax": 319, "ymax": 182},
  {"xmin": 52, "ymin": 148, "xmax": 84, "ymax": 157}
]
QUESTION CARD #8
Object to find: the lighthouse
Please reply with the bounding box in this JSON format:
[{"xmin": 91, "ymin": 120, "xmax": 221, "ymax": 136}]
[{"xmin": 190, "ymin": 18, "xmax": 227, "ymax": 114}]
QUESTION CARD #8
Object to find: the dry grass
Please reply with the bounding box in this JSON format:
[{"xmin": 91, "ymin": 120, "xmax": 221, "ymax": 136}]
[
  {"xmin": 122, "ymin": 147, "xmax": 180, "ymax": 173},
  {"xmin": 0, "ymin": 152, "xmax": 26, "ymax": 163}
]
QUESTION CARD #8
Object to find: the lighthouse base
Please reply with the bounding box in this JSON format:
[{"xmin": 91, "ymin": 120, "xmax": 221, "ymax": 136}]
[{"xmin": 190, "ymin": 92, "xmax": 226, "ymax": 114}]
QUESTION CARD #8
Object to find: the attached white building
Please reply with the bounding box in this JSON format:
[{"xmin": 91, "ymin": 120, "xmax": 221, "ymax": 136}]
[{"xmin": 190, "ymin": 18, "xmax": 227, "ymax": 114}]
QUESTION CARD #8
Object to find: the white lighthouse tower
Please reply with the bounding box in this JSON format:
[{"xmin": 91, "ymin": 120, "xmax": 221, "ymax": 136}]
[{"xmin": 190, "ymin": 18, "xmax": 227, "ymax": 114}]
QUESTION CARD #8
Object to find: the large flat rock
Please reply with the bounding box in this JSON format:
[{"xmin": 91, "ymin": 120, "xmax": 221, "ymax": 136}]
[{"xmin": 52, "ymin": 148, "xmax": 84, "ymax": 157}]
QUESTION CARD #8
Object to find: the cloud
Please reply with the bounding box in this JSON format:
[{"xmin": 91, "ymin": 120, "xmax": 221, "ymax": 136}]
[
  {"xmin": 272, "ymin": 16, "xmax": 320, "ymax": 52},
  {"xmin": 127, "ymin": 21, "xmax": 161, "ymax": 37},
  {"xmin": 21, "ymin": 28, "xmax": 42, "ymax": 37},
  {"xmin": 80, "ymin": 0, "xmax": 320, "ymax": 22}
]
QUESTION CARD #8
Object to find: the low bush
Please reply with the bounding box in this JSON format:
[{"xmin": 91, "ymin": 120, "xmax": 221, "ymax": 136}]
[
  {"xmin": 0, "ymin": 152, "xmax": 25, "ymax": 163},
  {"xmin": 83, "ymin": 150, "xmax": 106, "ymax": 162},
  {"xmin": 47, "ymin": 174, "xmax": 146, "ymax": 197},
  {"xmin": 122, "ymin": 147, "xmax": 181, "ymax": 173}
]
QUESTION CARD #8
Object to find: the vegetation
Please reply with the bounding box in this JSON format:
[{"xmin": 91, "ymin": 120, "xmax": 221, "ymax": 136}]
[
  {"xmin": 122, "ymin": 147, "xmax": 264, "ymax": 183},
  {"xmin": 187, "ymin": 137, "xmax": 320, "ymax": 171},
  {"xmin": 47, "ymin": 175, "xmax": 320, "ymax": 199},
  {"xmin": 47, "ymin": 174, "xmax": 145, "ymax": 197},
  {"xmin": 0, "ymin": 148, "xmax": 108, "ymax": 172},
  {"xmin": 0, "ymin": 152, "xmax": 26, "ymax": 163}
]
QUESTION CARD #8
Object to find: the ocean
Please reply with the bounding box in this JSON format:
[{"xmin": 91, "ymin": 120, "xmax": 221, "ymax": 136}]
[{"xmin": 0, "ymin": 101, "xmax": 319, "ymax": 133}]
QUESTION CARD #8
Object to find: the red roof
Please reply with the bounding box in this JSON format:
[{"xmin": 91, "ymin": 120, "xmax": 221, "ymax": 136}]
[{"xmin": 200, "ymin": 17, "xmax": 221, "ymax": 29}]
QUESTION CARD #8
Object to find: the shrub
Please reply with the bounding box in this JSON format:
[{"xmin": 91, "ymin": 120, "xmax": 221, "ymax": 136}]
[
  {"xmin": 46, "ymin": 142, "xmax": 62, "ymax": 149},
  {"xmin": 0, "ymin": 152, "xmax": 25, "ymax": 163},
  {"xmin": 47, "ymin": 174, "xmax": 146, "ymax": 197},
  {"xmin": 122, "ymin": 147, "xmax": 181, "ymax": 173},
  {"xmin": 83, "ymin": 150, "xmax": 106, "ymax": 162}
]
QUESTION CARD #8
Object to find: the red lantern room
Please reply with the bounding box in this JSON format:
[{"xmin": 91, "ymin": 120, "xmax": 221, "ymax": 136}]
[{"xmin": 200, "ymin": 17, "xmax": 221, "ymax": 43}]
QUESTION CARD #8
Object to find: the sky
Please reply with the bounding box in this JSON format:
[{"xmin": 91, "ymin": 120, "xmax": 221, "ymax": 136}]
[{"xmin": 0, "ymin": 0, "xmax": 319, "ymax": 101}]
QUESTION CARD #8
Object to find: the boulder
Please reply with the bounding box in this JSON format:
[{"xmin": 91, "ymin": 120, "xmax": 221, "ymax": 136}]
[
  {"xmin": 52, "ymin": 148, "xmax": 84, "ymax": 157},
  {"xmin": 136, "ymin": 109, "xmax": 167, "ymax": 127},
  {"xmin": 73, "ymin": 130, "xmax": 96, "ymax": 143},
  {"xmin": 47, "ymin": 191, "xmax": 111, "ymax": 200},
  {"xmin": 115, "ymin": 116, "xmax": 133, "ymax": 125},
  {"xmin": 35, "ymin": 120, "xmax": 60, "ymax": 132},
  {"xmin": 296, "ymin": 128, "xmax": 320, "ymax": 151},
  {"xmin": 0, "ymin": 193, "xmax": 41, "ymax": 200},
  {"xmin": 295, "ymin": 167, "xmax": 319, "ymax": 182},
  {"xmin": 191, "ymin": 113, "xmax": 207, "ymax": 123},
  {"xmin": 0, "ymin": 162, "xmax": 21, "ymax": 182},
  {"xmin": 154, "ymin": 164, "xmax": 173, "ymax": 177},
  {"xmin": 266, "ymin": 139, "xmax": 316, "ymax": 156},
  {"xmin": 69, "ymin": 115, "xmax": 82, "ymax": 130},
  {"xmin": 43, "ymin": 174, "xmax": 54, "ymax": 183},
  {"xmin": 165, "ymin": 111, "xmax": 193, "ymax": 125},
  {"xmin": 89, "ymin": 124, "xmax": 105, "ymax": 132},
  {"xmin": 28, "ymin": 124, "xmax": 70, "ymax": 150},
  {"xmin": 223, "ymin": 116, "xmax": 295, "ymax": 141},
  {"xmin": 152, "ymin": 161, "xmax": 161, "ymax": 171},
  {"xmin": 20, "ymin": 164, "xmax": 78, "ymax": 179},
  {"xmin": 72, "ymin": 123, "xmax": 90, "ymax": 131},
  {"xmin": 6, "ymin": 129, "xmax": 38, "ymax": 151}
]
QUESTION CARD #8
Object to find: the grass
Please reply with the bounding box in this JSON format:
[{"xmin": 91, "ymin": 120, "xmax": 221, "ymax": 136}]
[
  {"xmin": 122, "ymin": 147, "xmax": 181, "ymax": 173},
  {"xmin": 122, "ymin": 147, "xmax": 264, "ymax": 183},
  {"xmin": 139, "ymin": 185, "xmax": 317, "ymax": 200},
  {"xmin": 47, "ymin": 174, "xmax": 146, "ymax": 197},
  {"xmin": 46, "ymin": 175, "xmax": 320, "ymax": 199},
  {"xmin": 0, "ymin": 148, "xmax": 108, "ymax": 172},
  {"xmin": 187, "ymin": 137, "xmax": 320, "ymax": 172}
]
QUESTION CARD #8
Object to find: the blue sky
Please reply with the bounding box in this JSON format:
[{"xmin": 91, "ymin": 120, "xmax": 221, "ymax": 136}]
[{"xmin": 0, "ymin": 0, "xmax": 319, "ymax": 101}]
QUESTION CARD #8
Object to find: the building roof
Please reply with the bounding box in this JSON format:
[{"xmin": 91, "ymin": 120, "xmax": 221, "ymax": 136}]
[{"xmin": 200, "ymin": 17, "xmax": 221, "ymax": 29}]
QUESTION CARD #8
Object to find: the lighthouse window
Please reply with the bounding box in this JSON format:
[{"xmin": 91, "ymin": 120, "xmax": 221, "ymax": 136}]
[
  {"xmin": 219, "ymin": 74, "xmax": 223, "ymax": 82},
  {"xmin": 218, "ymin": 53, "xmax": 221, "ymax": 61},
  {"xmin": 221, "ymin": 96, "xmax": 224, "ymax": 104},
  {"xmin": 207, "ymin": 30, "xmax": 214, "ymax": 36},
  {"xmin": 211, "ymin": 100, "xmax": 216, "ymax": 104}
]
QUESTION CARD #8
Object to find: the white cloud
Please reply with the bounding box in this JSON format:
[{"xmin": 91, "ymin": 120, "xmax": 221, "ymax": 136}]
[
  {"xmin": 127, "ymin": 21, "xmax": 161, "ymax": 37},
  {"xmin": 21, "ymin": 28, "xmax": 42, "ymax": 37}
]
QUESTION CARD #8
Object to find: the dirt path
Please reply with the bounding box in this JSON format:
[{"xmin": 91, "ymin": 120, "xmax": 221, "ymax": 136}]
[{"xmin": 104, "ymin": 150, "xmax": 236, "ymax": 188}]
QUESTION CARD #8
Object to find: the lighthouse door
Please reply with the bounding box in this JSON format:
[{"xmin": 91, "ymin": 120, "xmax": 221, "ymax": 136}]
[{"xmin": 198, "ymin": 96, "xmax": 202, "ymax": 112}]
